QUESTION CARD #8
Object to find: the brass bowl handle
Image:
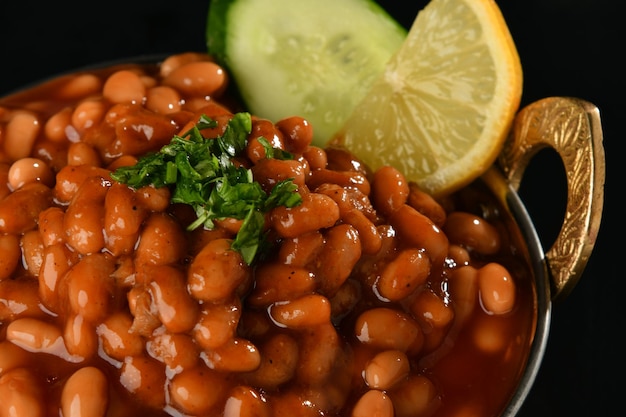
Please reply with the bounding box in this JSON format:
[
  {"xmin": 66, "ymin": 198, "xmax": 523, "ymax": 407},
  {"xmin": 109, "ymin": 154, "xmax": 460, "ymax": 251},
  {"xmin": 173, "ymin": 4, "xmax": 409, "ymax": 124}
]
[{"xmin": 497, "ymin": 97, "xmax": 605, "ymax": 302}]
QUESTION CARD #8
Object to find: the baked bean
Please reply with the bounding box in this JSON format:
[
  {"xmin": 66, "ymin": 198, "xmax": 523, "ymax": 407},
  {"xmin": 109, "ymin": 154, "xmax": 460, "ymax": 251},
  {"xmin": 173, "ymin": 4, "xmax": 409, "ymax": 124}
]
[
  {"xmin": 377, "ymin": 248, "xmax": 431, "ymax": 301},
  {"xmin": 0, "ymin": 368, "xmax": 45, "ymax": 417},
  {"xmin": 72, "ymin": 98, "xmax": 106, "ymax": 133},
  {"xmin": 268, "ymin": 388, "xmax": 327, "ymax": 417},
  {"xmin": 271, "ymin": 192, "xmax": 341, "ymax": 239},
  {"xmin": 302, "ymin": 145, "xmax": 327, "ymax": 170},
  {"xmin": 388, "ymin": 374, "xmax": 440, "ymax": 417},
  {"xmin": 64, "ymin": 313, "xmax": 98, "ymax": 361},
  {"xmin": 202, "ymin": 337, "xmax": 261, "ymax": 373},
  {"xmin": 163, "ymin": 61, "xmax": 228, "ymax": 97},
  {"xmin": 410, "ymin": 289, "xmax": 454, "ymax": 352},
  {"xmin": 96, "ymin": 311, "xmax": 144, "ymax": 361},
  {"xmin": 38, "ymin": 243, "xmax": 78, "ymax": 310},
  {"xmin": 277, "ymin": 231, "xmax": 324, "ymax": 267},
  {"xmin": 38, "ymin": 207, "xmax": 65, "ymax": 247},
  {"xmin": 145, "ymin": 85, "xmax": 182, "ymax": 114},
  {"xmin": 45, "ymin": 106, "xmax": 73, "ymax": 142},
  {"xmin": 0, "ymin": 341, "xmax": 30, "ymax": 376},
  {"xmin": 448, "ymin": 243, "xmax": 471, "ymax": 267},
  {"xmin": 119, "ymin": 355, "xmax": 166, "ymax": 410},
  {"xmin": 371, "ymin": 165, "xmax": 409, "ymax": 217},
  {"xmin": 0, "ymin": 278, "xmax": 45, "ymax": 321},
  {"xmin": 20, "ymin": 229, "xmax": 44, "ymax": 276},
  {"xmin": 126, "ymin": 286, "xmax": 161, "ymax": 337},
  {"xmin": 243, "ymin": 333, "xmax": 299, "ymax": 389},
  {"xmin": 169, "ymin": 366, "xmax": 228, "ymax": 415},
  {"xmin": 269, "ymin": 294, "xmax": 332, "ymax": 329},
  {"xmin": 61, "ymin": 366, "xmax": 109, "ymax": 417},
  {"xmin": 67, "ymin": 142, "xmax": 102, "ymax": 166},
  {"xmin": 192, "ymin": 300, "xmax": 241, "ymax": 350},
  {"xmin": 134, "ymin": 183, "xmax": 171, "ymax": 212},
  {"xmin": 160, "ymin": 52, "xmax": 212, "ymax": 77},
  {"xmin": 146, "ymin": 264, "xmax": 199, "ymax": 333},
  {"xmin": 65, "ymin": 253, "xmax": 115, "ymax": 323},
  {"xmin": 247, "ymin": 263, "xmax": 316, "ymax": 308},
  {"xmin": 0, "ymin": 163, "xmax": 10, "ymax": 200},
  {"xmin": 352, "ymin": 390, "xmax": 394, "ymax": 417},
  {"xmin": 307, "ymin": 168, "xmax": 371, "ymax": 196},
  {"xmin": 389, "ymin": 204, "xmax": 449, "ymax": 266},
  {"xmin": 275, "ymin": 116, "xmax": 313, "ymax": 154},
  {"xmin": 103, "ymin": 70, "xmax": 146, "ymax": 104},
  {"xmin": 295, "ymin": 323, "xmax": 345, "ymax": 386},
  {"xmin": 0, "ymin": 182, "xmax": 52, "ymax": 234},
  {"xmin": 147, "ymin": 330, "xmax": 200, "ymax": 372},
  {"xmin": 3, "ymin": 111, "xmax": 40, "ymax": 160},
  {"xmin": 134, "ymin": 212, "xmax": 187, "ymax": 266},
  {"xmin": 5, "ymin": 317, "xmax": 68, "ymax": 357},
  {"xmin": 448, "ymin": 265, "xmax": 479, "ymax": 325},
  {"xmin": 315, "ymin": 224, "xmax": 362, "ymax": 297},
  {"xmin": 8, "ymin": 157, "xmax": 54, "ymax": 190},
  {"xmin": 341, "ymin": 208, "xmax": 381, "ymax": 255},
  {"xmin": 64, "ymin": 176, "xmax": 108, "ymax": 254},
  {"xmin": 251, "ymin": 157, "xmax": 307, "ymax": 191},
  {"xmin": 355, "ymin": 308, "xmax": 424, "ymax": 353},
  {"xmin": 0, "ymin": 233, "xmax": 20, "ymax": 280},
  {"xmin": 407, "ymin": 182, "xmax": 447, "ymax": 227},
  {"xmin": 223, "ymin": 385, "xmax": 271, "ymax": 417},
  {"xmin": 444, "ymin": 212, "xmax": 501, "ymax": 255},
  {"xmin": 329, "ymin": 279, "xmax": 361, "ymax": 320},
  {"xmin": 57, "ymin": 73, "xmax": 102, "ymax": 99},
  {"xmin": 364, "ymin": 349, "xmax": 410, "ymax": 390},
  {"xmin": 477, "ymin": 262, "xmax": 516, "ymax": 315},
  {"xmin": 53, "ymin": 164, "xmax": 111, "ymax": 203},
  {"xmin": 188, "ymin": 238, "xmax": 250, "ymax": 302}
]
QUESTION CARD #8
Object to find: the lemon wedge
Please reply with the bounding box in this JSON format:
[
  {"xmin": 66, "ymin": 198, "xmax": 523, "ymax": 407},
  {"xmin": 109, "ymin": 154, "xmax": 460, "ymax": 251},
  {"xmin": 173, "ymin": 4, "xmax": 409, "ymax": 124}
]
[{"xmin": 329, "ymin": 0, "xmax": 523, "ymax": 198}]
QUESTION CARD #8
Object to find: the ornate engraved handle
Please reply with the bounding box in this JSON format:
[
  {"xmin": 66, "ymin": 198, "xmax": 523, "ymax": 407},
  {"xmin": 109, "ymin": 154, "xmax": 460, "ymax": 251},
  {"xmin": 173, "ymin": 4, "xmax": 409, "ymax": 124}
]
[{"xmin": 498, "ymin": 97, "xmax": 605, "ymax": 301}]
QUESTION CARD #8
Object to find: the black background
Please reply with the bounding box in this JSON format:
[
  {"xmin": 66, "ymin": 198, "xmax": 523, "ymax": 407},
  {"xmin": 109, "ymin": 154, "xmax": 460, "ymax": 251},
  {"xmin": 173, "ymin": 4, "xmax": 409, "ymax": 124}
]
[{"xmin": 0, "ymin": 1, "xmax": 620, "ymax": 416}]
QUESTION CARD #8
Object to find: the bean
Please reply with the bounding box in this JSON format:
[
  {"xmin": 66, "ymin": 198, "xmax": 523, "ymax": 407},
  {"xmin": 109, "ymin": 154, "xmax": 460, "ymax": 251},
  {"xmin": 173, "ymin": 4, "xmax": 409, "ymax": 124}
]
[
  {"xmin": 477, "ymin": 262, "xmax": 516, "ymax": 315},
  {"xmin": 0, "ymin": 368, "xmax": 45, "ymax": 417},
  {"xmin": 340, "ymin": 208, "xmax": 381, "ymax": 255},
  {"xmin": 302, "ymin": 146, "xmax": 327, "ymax": 170},
  {"xmin": 57, "ymin": 73, "xmax": 102, "ymax": 99},
  {"xmin": 295, "ymin": 323, "xmax": 342, "ymax": 385},
  {"xmin": 0, "ymin": 341, "xmax": 30, "ymax": 376},
  {"xmin": 0, "ymin": 182, "xmax": 53, "ymax": 234},
  {"xmin": 377, "ymin": 248, "xmax": 430, "ymax": 301},
  {"xmin": 103, "ymin": 183, "xmax": 146, "ymax": 255},
  {"xmin": 3, "ymin": 111, "xmax": 40, "ymax": 160},
  {"xmin": 71, "ymin": 98, "xmax": 106, "ymax": 133},
  {"xmin": 0, "ymin": 163, "xmax": 10, "ymax": 200},
  {"xmin": 169, "ymin": 365, "xmax": 228, "ymax": 416},
  {"xmin": 163, "ymin": 61, "xmax": 228, "ymax": 97},
  {"xmin": 329, "ymin": 279, "xmax": 361, "ymax": 320},
  {"xmin": 388, "ymin": 375, "xmax": 439, "ymax": 417},
  {"xmin": 275, "ymin": 116, "xmax": 313, "ymax": 154},
  {"xmin": 38, "ymin": 243, "xmax": 78, "ymax": 311},
  {"xmin": 44, "ymin": 106, "xmax": 74, "ymax": 142},
  {"xmin": 315, "ymin": 224, "xmax": 362, "ymax": 297},
  {"xmin": 277, "ymin": 231, "xmax": 324, "ymax": 267},
  {"xmin": 354, "ymin": 308, "xmax": 424, "ymax": 353},
  {"xmin": 134, "ymin": 184, "xmax": 171, "ymax": 212},
  {"xmin": 134, "ymin": 212, "xmax": 187, "ymax": 266},
  {"xmin": 103, "ymin": 70, "xmax": 146, "ymax": 104},
  {"xmin": 64, "ymin": 314, "xmax": 98, "ymax": 361},
  {"xmin": 447, "ymin": 243, "xmax": 471, "ymax": 267},
  {"xmin": 444, "ymin": 212, "xmax": 501, "ymax": 255},
  {"xmin": 64, "ymin": 175, "xmax": 108, "ymax": 254},
  {"xmin": 19, "ymin": 230, "xmax": 43, "ymax": 276},
  {"xmin": 67, "ymin": 142, "xmax": 102, "ymax": 167},
  {"xmin": 0, "ymin": 233, "xmax": 20, "ymax": 280},
  {"xmin": 246, "ymin": 118, "xmax": 285, "ymax": 163},
  {"xmin": 53, "ymin": 164, "xmax": 111, "ymax": 203},
  {"xmin": 223, "ymin": 385, "xmax": 271, "ymax": 417},
  {"xmin": 407, "ymin": 182, "xmax": 447, "ymax": 227},
  {"xmin": 201, "ymin": 337, "xmax": 261, "ymax": 373},
  {"xmin": 146, "ymin": 264, "xmax": 199, "ymax": 333},
  {"xmin": 160, "ymin": 52, "xmax": 212, "ymax": 77},
  {"xmin": 351, "ymin": 390, "xmax": 394, "ymax": 417},
  {"xmin": 0, "ymin": 278, "xmax": 45, "ymax": 321},
  {"xmin": 271, "ymin": 191, "xmax": 340, "ymax": 238},
  {"xmin": 38, "ymin": 206, "xmax": 66, "ymax": 247},
  {"xmin": 371, "ymin": 165, "xmax": 409, "ymax": 217},
  {"xmin": 5, "ymin": 317, "xmax": 67, "ymax": 356},
  {"xmin": 447, "ymin": 265, "xmax": 479, "ymax": 325},
  {"xmin": 8, "ymin": 157, "xmax": 54, "ymax": 190},
  {"xmin": 119, "ymin": 355, "xmax": 166, "ymax": 410},
  {"xmin": 126, "ymin": 286, "xmax": 161, "ymax": 337},
  {"xmin": 192, "ymin": 300, "xmax": 241, "ymax": 350},
  {"xmin": 243, "ymin": 333, "xmax": 299, "ymax": 389},
  {"xmin": 187, "ymin": 238, "xmax": 250, "ymax": 302},
  {"xmin": 247, "ymin": 263, "xmax": 316, "ymax": 308},
  {"xmin": 251, "ymin": 157, "xmax": 307, "ymax": 191},
  {"xmin": 307, "ymin": 168, "xmax": 371, "ymax": 196},
  {"xmin": 145, "ymin": 85, "xmax": 182, "ymax": 114},
  {"xmin": 96, "ymin": 311, "xmax": 144, "ymax": 361},
  {"xmin": 389, "ymin": 204, "xmax": 449, "ymax": 267},
  {"xmin": 65, "ymin": 253, "xmax": 115, "ymax": 323},
  {"xmin": 269, "ymin": 294, "xmax": 332, "ymax": 329},
  {"xmin": 409, "ymin": 289, "xmax": 454, "ymax": 352},
  {"xmin": 147, "ymin": 330, "xmax": 200, "ymax": 372},
  {"xmin": 364, "ymin": 349, "xmax": 410, "ymax": 390},
  {"xmin": 61, "ymin": 366, "xmax": 109, "ymax": 417}
]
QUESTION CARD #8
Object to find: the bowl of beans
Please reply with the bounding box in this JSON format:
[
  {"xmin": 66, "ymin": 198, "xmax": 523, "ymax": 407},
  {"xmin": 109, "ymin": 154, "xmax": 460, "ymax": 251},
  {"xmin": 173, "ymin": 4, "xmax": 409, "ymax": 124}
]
[{"xmin": 0, "ymin": 52, "xmax": 604, "ymax": 417}]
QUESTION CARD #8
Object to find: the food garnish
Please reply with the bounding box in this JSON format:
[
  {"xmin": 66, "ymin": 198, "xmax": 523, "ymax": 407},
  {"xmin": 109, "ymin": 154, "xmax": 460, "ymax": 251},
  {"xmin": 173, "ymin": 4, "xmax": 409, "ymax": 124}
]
[{"xmin": 110, "ymin": 112, "xmax": 302, "ymax": 265}]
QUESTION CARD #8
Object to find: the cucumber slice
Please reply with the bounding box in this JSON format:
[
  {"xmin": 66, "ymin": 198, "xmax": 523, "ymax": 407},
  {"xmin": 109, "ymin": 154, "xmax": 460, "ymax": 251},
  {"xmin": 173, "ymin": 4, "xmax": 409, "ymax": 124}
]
[{"xmin": 206, "ymin": 0, "xmax": 406, "ymax": 146}]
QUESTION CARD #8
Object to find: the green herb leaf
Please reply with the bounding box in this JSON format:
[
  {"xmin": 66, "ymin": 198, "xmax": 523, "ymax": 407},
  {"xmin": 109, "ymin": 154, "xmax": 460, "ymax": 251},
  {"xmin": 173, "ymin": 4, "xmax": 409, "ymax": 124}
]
[{"xmin": 110, "ymin": 112, "xmax": 302, "ymax": 264}]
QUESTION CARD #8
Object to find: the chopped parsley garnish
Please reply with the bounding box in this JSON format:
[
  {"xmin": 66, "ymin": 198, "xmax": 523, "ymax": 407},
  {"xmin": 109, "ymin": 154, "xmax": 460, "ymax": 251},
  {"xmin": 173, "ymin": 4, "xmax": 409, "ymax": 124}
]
[{"xmin": 110, "ymin": 112, "xmax": 302, "ymax": 265}]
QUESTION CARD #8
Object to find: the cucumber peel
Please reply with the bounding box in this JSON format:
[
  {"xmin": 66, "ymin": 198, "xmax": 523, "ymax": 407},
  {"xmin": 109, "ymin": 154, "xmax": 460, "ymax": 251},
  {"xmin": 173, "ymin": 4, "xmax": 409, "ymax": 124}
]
[{"xmin": 206, "ymin": 0, "xmax": 406, "ymax": 146}]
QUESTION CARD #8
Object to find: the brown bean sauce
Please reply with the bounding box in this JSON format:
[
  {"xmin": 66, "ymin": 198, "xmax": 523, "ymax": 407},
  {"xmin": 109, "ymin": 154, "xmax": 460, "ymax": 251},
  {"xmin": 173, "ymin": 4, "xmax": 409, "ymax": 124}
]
[{"xmin": 0, "ymin": 53, "xmax": 535, "ymax": 417}]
